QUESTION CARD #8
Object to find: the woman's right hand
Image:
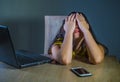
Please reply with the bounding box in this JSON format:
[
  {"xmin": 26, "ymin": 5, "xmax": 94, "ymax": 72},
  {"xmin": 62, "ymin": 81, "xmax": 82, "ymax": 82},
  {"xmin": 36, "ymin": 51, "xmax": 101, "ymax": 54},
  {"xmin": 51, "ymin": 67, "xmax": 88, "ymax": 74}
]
[{"xmin": 63, "ymin": 14, "xmax": 76, "ymax": 34}]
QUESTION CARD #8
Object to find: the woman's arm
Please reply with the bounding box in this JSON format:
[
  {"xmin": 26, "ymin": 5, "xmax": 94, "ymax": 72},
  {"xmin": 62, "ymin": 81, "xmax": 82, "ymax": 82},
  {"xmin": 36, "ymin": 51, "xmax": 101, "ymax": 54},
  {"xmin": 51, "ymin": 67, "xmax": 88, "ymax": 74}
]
[
  {"xmin": 51, "ymin": 32, "xmax": 73, "ymax": 64},
  {"xmin": 76, "ymin": 13, "xmax": 104, "ymax": 64},
  {"xmin": 84, "ymin": 30, "xmax": 104, "ymax": 64},
  {"xmin": 51, "ymin": 14, "xmax": 76, "ymax": 65}
]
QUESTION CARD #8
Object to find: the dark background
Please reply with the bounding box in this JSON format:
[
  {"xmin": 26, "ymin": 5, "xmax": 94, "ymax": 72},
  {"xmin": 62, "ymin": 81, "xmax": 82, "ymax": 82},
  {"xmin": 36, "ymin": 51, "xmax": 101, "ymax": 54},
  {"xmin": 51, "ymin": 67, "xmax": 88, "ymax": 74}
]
[{"xmin": 0, "ymin": 0, "xmax": 120, "ymax": 60}]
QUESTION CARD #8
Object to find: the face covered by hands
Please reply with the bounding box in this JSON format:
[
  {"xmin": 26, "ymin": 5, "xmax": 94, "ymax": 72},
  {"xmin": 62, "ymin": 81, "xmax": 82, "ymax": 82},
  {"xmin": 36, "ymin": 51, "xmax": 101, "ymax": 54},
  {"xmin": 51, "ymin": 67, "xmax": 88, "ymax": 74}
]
[{"xmin": 63, "ymin": 13, "xmax": 89, "ymax": 35}]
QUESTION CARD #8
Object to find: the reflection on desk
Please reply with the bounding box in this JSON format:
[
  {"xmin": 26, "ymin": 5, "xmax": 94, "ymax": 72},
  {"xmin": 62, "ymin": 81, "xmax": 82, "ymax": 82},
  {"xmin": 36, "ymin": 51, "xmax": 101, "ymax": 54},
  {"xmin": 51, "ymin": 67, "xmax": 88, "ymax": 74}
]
[{"xmin": 0, "ymin": 56, "xmax": 120, "ymax": 82}]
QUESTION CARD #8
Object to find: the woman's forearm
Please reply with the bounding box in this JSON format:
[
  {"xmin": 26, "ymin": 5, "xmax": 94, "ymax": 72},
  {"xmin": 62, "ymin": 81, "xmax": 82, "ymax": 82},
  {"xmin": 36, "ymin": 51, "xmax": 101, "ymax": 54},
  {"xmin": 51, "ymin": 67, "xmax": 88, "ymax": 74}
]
[
  {"xmin": 83, "ymin": 30, "xmax": 104, "ymax": 64},
  {"xmin": 60, "ymin": 31, "xmax": 73, "ymax": 64}
]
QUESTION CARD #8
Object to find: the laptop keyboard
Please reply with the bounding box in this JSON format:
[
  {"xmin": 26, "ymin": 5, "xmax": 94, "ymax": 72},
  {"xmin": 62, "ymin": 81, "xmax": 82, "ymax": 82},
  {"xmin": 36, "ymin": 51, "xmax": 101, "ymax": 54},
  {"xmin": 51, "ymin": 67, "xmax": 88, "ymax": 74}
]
[
  {"xmin": 15, "ymin": 50, "xmax": 51, "ymax": 66},
  {"xmin": 16, "ymin": 54, "xmax": 37, "ymax": 65},
  {"xmin": 16, "ymin": 50, "xmax": 50, "ymax": 59}
]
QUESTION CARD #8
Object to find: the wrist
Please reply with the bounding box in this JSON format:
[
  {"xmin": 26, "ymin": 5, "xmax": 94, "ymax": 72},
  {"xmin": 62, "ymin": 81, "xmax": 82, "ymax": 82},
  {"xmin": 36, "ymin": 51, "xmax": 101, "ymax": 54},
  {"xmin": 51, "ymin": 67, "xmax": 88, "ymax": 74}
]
[
  {"xmin": 65, "ymin": 30, "xmax": 74, "ymax": 35},
  {"xmin": 82, "ymin": 29, "xmax": 90, "ymax": 37}
]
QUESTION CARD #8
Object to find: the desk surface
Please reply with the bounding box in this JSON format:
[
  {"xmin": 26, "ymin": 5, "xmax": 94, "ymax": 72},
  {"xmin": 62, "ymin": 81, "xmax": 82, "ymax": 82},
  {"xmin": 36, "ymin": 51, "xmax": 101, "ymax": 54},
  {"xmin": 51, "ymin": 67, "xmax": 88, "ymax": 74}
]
[{"xmin": 0, "ymin": 56, "xmax": 120, "ymax": 82}]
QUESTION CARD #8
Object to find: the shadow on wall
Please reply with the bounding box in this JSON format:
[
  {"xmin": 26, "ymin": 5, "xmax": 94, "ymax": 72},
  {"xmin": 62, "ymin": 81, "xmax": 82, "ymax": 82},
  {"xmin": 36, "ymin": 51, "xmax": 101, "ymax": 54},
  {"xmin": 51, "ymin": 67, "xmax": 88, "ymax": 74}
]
[
  {"xmin": 0, "ymin": 18, "xmax": 44, "ymax": 54},
  {"xmin": 116, "ymin": 55, "xmax": 120, "ymax": 63}
]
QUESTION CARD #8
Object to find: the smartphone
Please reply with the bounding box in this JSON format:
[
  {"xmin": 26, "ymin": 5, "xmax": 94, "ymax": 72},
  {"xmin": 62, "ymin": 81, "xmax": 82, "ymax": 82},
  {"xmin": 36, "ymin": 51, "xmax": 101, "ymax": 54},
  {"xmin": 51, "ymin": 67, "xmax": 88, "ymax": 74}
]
[{"xmin": 71, "ymin": 67, "xmax": 92, "ymax": 77}]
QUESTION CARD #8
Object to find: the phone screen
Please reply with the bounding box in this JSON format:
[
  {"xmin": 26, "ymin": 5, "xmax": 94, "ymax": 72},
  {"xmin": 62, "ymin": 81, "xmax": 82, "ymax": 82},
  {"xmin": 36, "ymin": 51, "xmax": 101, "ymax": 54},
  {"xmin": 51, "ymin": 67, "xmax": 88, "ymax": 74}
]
[
  {"xmin": 74, "ymin": 68, "xmax": 90, "ymax": 74},
  {"xmin": 71, "ymin": 67, "xmax": 92, "ymax": 77}
]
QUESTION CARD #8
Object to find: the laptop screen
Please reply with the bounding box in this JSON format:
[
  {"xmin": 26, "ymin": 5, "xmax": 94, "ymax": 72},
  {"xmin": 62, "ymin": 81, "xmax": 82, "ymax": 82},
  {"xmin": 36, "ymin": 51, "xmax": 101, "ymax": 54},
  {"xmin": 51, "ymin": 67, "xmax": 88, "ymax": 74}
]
[{"xmin": 0, "ymin": 25, "xmax": 19, "ymax": 67}]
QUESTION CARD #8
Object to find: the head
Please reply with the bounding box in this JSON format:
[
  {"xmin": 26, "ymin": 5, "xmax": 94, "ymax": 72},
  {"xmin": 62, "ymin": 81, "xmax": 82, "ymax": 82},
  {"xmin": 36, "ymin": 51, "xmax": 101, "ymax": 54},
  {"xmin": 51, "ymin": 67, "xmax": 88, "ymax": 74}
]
[
  {"xmin": 57, "ymin": 12, "xmax": 89, "ymax": 39},
  {"xmin": 68, "ymin": 12, "xmax": 84, "ymax": 39}
]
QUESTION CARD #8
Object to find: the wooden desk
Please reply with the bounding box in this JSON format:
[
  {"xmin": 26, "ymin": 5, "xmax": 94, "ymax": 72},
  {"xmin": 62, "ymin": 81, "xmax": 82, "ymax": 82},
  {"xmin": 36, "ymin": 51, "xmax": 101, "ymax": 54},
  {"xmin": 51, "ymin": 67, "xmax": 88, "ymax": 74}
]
[{"xmin": 0, "ymin": 56, "xmax": 120, "ymax": 82}]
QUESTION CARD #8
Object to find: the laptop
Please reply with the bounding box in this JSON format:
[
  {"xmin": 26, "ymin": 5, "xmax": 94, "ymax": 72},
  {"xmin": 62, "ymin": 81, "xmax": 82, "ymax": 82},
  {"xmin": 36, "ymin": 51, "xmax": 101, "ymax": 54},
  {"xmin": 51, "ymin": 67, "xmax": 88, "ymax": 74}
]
[{"xmin": 0, "ymin": 25, "xmax": 52, "ymax": 68}]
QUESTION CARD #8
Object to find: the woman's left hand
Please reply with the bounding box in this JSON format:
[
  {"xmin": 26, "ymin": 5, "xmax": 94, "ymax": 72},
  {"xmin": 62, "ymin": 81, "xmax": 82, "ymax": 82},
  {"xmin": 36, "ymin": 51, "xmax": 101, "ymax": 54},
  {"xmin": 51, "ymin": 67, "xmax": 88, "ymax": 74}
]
[{"xmin": 76, "ymin": 13, "xmax": 89, "ymax": 33}]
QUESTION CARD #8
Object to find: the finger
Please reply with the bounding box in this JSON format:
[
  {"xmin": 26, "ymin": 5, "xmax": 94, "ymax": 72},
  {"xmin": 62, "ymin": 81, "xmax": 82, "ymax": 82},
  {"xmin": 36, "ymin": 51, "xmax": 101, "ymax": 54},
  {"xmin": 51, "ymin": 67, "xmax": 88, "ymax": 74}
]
[
  {"xmin": 76, "ymin": 13, "xmax": 79, "ymax": 20},
  {"xmin": 73, "ymin": 18, "xmax": 76, "ymax": 23},
  {"xmin": 68, "ymin": 14, "xmax": 73, "ymax": 21},
  {"xmin": 76, "ymin": 13, "xmax": 79, "ymax": 16},
  {"xmin": 80, "ymin": 14, "xmax": 85, "ymax": 21},
  {"xmin": 71, "ymin": 14, "xmax": 76, "ymax": 21}
]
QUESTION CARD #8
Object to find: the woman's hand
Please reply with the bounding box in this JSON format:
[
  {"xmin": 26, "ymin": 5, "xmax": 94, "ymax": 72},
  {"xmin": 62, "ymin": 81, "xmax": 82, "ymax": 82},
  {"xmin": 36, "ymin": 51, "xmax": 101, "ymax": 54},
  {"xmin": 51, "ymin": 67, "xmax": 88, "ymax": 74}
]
[
  {"xmin": 76, "ymin": 13, "xmax": 89, "ymax": 33},
  {"xmin": 64, "ymin": 14, "xmax": 76, "ymax": 33}
]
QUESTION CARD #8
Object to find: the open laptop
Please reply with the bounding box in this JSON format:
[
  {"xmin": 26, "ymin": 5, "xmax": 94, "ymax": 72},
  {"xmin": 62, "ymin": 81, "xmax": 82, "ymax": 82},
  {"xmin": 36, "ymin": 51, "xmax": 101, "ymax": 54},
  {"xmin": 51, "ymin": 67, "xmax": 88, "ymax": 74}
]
[{"xmin": 0, "ymin": 25, "xmax": 52, "ymax": 68}]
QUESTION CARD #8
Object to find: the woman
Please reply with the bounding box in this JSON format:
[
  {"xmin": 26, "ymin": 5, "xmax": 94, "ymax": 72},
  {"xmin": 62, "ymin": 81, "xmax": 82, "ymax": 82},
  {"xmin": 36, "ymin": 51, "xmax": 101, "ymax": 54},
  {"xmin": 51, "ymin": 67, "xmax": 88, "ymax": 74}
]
[{"xmin": 48, "ymin": 12, "xmax": 107, "ymax": 65}]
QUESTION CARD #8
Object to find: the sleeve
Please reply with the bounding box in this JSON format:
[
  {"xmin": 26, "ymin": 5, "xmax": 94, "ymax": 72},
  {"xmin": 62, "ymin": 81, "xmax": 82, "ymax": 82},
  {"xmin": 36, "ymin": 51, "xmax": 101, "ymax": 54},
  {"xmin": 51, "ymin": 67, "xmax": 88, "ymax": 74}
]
[
  {"xmin": 54, "ymin": 38, "xmax": 63, "ymax": 45},
  {"xmin": 48, "ymin": 32, "xmax": 64, "ymax": 54}
]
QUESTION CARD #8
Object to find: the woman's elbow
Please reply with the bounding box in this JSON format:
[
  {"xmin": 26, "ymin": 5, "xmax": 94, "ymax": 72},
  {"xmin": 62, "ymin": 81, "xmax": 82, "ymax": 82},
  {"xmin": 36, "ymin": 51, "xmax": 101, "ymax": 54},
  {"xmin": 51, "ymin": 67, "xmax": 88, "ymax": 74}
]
[
  {"xmin": 92, "ymin": 59, "xmax": 103, "ymax": 65},
  {"xmin": 61, "ymin": 60, "xmax": 71, "ymax": 65},
  {"xmin": 61, "ymin": 57, "xmax": 72, "ymax": 65},
  {"xmin": 91, "ymin": 56, "xmax": 104, "ymax": 65}
]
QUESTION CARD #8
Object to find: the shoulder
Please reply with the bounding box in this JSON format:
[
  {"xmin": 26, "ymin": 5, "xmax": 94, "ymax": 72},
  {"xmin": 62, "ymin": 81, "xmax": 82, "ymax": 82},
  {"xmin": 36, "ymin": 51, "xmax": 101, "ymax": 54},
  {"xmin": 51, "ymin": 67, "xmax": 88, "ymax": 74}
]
[
  {"xmin": 98, "ymin": 43, "xmax": 108, "ymax": 55},
  {"xmin": 48, "ymin": 37, "xmax": 63, "ymax": 54}
]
